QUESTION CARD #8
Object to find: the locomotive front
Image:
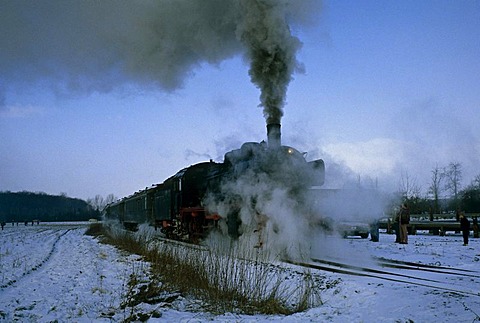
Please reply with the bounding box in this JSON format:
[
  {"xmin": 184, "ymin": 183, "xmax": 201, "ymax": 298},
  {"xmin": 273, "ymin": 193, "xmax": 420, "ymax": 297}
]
[
  {"xmin": 206, "ymin": 123, "xmax": 325, "ymax": 244},
  {"xmin": 223, "ymin": 123, "xmax": 324, "ymax": 189}
]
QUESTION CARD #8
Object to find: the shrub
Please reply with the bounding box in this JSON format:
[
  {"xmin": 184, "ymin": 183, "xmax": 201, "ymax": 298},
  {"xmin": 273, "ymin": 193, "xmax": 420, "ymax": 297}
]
[{"xmin": 86, "ymin": 222, "xmax": 326, "ymax": 315}]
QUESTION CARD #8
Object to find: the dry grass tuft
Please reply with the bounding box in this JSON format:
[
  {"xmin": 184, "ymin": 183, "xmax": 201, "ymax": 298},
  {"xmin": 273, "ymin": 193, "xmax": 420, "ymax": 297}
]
[{"xmin": 86, "ymin": 222, "xmax": 328, "ymax": 315}]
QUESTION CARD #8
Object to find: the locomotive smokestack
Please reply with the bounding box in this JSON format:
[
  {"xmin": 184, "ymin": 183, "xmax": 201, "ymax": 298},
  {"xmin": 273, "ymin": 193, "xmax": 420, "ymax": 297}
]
[{"xmin": 267, "ymin": 123, "xmax": 281, "ymax": 148}]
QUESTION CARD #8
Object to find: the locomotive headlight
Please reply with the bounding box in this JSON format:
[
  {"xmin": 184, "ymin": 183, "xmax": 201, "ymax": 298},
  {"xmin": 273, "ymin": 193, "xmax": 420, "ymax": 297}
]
[{"xmin": 287, "ymin": 147, "xmax": 294, "ymax": 155}]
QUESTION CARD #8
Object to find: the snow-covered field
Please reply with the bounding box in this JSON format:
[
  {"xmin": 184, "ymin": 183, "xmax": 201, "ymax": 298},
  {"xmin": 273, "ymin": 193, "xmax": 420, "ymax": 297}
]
[{"xmin": 0, "ymin": 222, "xmax": 479, "ymax": 322}]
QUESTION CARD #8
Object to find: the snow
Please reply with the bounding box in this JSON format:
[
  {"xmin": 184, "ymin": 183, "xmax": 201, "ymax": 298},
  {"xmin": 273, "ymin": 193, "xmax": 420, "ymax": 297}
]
[{"xmin": 1, "ymin": 222, "xmax": 479, "ymax": 322}]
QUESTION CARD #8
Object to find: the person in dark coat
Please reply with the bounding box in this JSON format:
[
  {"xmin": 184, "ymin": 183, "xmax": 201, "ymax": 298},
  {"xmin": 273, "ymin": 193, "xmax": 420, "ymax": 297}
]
[
  {"xmin": 393, "ymin": 212, "xmax": 400, "ymax": 243},
  {"xmin": 460, "ymin": 213, "xmax": 470, "ymax": 246},
  {"xmin": 370, "ymin": 219, "xmax": 379, "ymax": 242},
  {"xmin": 398, "ymin": 203, "xmax": 410, "ymax": 244},
  {"xmin": 473, "ymin": 217, "xmax": 479, "ymax": 238}
]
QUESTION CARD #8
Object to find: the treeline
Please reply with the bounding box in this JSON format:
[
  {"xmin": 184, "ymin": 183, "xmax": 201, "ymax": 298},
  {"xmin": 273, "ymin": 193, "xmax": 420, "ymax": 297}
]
[
  {"xmin": 0, "ymin": 191, "xmax": 100, "ymax": 222},
  {"xmin": 402, "ymin": 193, "xmax": 480, "ymax": 216},
  {"xmin": 397, "ymin": 163, "xmax": 480, "ymax": 215}
]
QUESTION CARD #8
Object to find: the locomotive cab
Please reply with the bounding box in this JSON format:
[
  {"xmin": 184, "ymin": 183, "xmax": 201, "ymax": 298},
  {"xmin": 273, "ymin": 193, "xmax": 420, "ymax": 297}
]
[{"xmin": 224, "ymin": 142, "xmax": 325, "ymax": 188}]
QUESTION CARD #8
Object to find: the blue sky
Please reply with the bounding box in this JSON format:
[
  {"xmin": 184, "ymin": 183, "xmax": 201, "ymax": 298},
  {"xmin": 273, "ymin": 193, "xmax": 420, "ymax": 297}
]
[{"xmin": 1, "ymin": 0, "xmax": 479, "ymax": 200}]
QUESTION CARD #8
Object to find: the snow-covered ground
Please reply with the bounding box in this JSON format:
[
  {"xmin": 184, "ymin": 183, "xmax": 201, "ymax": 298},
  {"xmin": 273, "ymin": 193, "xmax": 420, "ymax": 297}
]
[{"xmin": 0, "ymin": 222, "xmax": 479, "ymax": 322}]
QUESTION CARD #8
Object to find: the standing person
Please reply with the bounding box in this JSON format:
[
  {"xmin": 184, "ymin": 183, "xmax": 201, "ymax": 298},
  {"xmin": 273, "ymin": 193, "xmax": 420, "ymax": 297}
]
[
  {"xmin": 460, "ymin": 213, "xmax": 470, "ymax": 246},
  {"xmin": 393, "ymin": 210, "xmax": 401, "ymax": 243},
  {"xmin": 370, "ymin": 219, "xmax": 379, "ymax": 242},
  {"xmin": 398, "ymin": 203, "xmax": 410, "ymax": 244},
  {"xmin": 472, "ymin": 217, "xmax": 479, "ymax": 238}
]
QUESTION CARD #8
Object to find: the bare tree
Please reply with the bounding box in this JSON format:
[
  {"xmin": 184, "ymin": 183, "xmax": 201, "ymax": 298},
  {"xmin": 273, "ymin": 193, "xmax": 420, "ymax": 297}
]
[
  {"xmin": 444, "ymin": 162, "xmax": 462, "ymax": 201},
  {"xmin": 87, "ymin": 194, "xmax": 117, "ymax": 212},
  {"xmin": 104, "ymin": 194, "xmax": 117, "ymax": 207},
  {"xmin": 398, "ymin": 170, "xmax": 421, "ymax": 200},
  {"xmin": 443, "ymin": 162, "xmax": 462, "ymax": 220},
  {"xmin": 87, "ymin": 195, "xmax": 103, "ymax": 212},
  {"xmin": 471, "ymin": 174, "xmax": 480, "ymax": 189},
  {"xmin": 428, "ymin": 164, "xmax": 444, "ymax": 214}
]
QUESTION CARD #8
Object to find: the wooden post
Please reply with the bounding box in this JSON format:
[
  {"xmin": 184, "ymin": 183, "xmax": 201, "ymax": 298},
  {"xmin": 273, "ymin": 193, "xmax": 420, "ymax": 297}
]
[
  {"xmin": 473, "ymin": 216, "xmax": 479, "ymax": 238},
  {"xmin": 387, "ymin": 219, "xmax": 392, "ymax": 234}
]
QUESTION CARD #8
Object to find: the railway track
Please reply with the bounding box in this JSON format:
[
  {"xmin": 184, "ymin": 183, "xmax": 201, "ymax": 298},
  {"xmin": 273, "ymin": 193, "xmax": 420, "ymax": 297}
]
[
  {"xmin": 148, "ymin": 234, "xmax": 480, "ymax": 297},
  {"xmin": 284, "ymin": 257, "xmax": 480, "ymax": 297},
  {"xmin": 375, "ymin": 256, "xmax": 480, "ymax": 277}
]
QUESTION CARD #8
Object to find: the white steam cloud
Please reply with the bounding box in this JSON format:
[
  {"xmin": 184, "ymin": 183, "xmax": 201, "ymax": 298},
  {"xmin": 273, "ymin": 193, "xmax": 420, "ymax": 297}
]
[
  {"xmin": 205, "ymin": 164, "xmax": 315, "ymax": 260},
  {"xmin": 0, "ymin": 0, "xmax": 320, "ymax": 124}
]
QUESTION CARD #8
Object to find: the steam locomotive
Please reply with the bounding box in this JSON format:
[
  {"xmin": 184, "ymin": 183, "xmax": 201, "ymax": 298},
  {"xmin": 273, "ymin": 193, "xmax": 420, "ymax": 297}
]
[{"xmin": 104, "ymin": 124, "xmax": 325, "ymax": 242}]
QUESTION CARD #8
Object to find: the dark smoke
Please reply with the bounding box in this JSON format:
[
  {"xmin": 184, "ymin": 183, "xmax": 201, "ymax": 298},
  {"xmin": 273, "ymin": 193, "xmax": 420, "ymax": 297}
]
[
  {"xmin": 0, "ymin": 1, "xmax": 241, "ymax": 92},
  {"xmin": 0, "ymin": 0, "xmax": 320, "ymax": 123},
  {"xmin": 237, "ymin": 0, "xmax": 304, "ymax": 125}
]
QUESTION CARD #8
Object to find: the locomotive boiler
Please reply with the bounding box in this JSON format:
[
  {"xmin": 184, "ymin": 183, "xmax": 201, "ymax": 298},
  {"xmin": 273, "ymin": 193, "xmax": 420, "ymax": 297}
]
[{"xmin": 104, "ymin": 123, "xmax": 325, "ymax": 242}]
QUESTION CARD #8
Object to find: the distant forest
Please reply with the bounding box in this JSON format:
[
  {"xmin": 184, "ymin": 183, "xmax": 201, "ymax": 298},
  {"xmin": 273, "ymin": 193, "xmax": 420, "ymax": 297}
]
[{"xmin": 0, "ymin": 191, "xmax": 100, "ymax": 223}]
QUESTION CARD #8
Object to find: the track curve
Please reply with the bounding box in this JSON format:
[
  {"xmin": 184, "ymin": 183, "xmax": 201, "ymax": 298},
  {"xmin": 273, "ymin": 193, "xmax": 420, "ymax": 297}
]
[{"xmin": 284, "ymin": 257, "xmax": 480, "ymax": 298}]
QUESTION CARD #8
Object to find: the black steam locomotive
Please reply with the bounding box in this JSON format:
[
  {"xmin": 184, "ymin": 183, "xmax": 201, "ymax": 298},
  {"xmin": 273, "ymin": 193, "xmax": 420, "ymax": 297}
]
[{"xmin": 104, "ymin": 124, "xmax": 325, "ymax": 242}]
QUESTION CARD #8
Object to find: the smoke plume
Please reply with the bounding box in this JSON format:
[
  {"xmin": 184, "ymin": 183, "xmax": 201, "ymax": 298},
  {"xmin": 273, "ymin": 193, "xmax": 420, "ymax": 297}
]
[
  {"xmin": 0, "ymin": 0, "xmax": 319, "ymax": 124},
  {"xmin": 237, "ymin": 0, "xmax": 304, "ymax": 124}
]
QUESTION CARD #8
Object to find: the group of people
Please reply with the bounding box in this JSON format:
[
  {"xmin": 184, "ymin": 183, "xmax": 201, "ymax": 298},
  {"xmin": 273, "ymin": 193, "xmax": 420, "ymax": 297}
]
[
  {"xmin": 1, "ymin": 220, "xmax": 41, "ymax": 230},
  {"xmin": 394, "ymin": 202, "xmax": 473, "ymax": 246}
]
